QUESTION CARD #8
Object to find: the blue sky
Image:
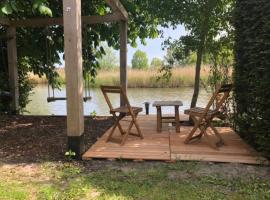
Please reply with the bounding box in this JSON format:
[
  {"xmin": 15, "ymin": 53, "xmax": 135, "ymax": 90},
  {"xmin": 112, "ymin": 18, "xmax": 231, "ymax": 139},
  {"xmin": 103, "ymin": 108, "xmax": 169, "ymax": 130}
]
[{"xmin": 127, "ymin": 25, "xmax": 186, "ymax": 66}]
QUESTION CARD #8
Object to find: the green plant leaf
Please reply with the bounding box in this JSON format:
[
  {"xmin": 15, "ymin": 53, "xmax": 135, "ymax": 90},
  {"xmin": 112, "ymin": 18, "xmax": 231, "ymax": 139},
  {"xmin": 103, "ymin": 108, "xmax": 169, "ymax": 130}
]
[
  {"xmin": 10, "ymin": 1, "xmax": 18, "ymax": 13},
  {"xmin": 97, "ymin": 7, "xmax": 105, "ymax": 15},
  {"xmin": 1, "ymin": 3, "xmax": 13, "ymax": 15},
  {"xmin": 38, "ymin": 5, "xmax": 52, "ymax": 17},
  {"xmin": 71, "ymin": 152, "xmax": 76, "ymax": 156}
]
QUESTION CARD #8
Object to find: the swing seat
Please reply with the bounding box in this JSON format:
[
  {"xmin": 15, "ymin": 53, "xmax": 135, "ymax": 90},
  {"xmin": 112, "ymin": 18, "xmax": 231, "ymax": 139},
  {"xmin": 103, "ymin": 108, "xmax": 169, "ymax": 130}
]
[{"xmin": 47, "ymin": 96, "xmax": 92, "ymax": 103}]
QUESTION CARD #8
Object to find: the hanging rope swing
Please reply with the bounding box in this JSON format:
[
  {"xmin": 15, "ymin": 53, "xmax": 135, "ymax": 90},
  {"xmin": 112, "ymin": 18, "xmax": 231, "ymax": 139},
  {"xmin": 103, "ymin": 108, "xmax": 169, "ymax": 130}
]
[{"xmin": 46, "ymin": 27, "xmax": 92, "ymax": 103}]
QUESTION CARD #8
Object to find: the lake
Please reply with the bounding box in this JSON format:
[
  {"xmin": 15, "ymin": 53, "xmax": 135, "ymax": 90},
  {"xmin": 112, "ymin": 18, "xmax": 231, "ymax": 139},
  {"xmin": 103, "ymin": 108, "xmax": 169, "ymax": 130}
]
[{"xmin": 25, "ymin": 85, "xmax": 211, "ymax": 116}]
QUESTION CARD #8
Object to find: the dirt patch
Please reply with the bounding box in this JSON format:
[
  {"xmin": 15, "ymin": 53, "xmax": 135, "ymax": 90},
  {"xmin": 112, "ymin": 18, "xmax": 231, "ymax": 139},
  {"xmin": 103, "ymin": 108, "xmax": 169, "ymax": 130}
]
[
  {"xmin": 0, "ymin": 115, "xmax": 114, "ymax": 163},
  {"xmin": 170, "ymin": 162, "xmax": 270, "ymax": 180}
]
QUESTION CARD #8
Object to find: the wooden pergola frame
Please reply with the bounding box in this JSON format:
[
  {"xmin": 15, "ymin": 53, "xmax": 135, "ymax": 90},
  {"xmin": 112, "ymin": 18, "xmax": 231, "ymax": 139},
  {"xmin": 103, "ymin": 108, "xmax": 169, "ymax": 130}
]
[{"xmin": 0, "ymin": 0, "xmax": 128, "ymax": 157}]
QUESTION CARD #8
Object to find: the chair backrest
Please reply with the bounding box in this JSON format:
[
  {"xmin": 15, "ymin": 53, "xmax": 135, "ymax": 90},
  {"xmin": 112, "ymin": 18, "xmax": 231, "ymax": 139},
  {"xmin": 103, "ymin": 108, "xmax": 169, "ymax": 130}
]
[
  {"xmin": 100, "ymin": 85, "xmax": 132, "ymax": 112},
  {"xmin": 215, "ymin": 84, "xmax": 233, "ymax": 110},
  {"xmin": 202, "ymin": 83, "xmax": 233, "ymax": 118}
]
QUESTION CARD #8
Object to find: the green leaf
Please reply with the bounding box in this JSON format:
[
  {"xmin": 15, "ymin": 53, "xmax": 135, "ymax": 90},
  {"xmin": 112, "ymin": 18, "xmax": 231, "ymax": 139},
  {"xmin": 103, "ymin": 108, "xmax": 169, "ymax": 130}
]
[
  {"xmin": 97, "ymin": 7, "xmax": 105, "ymax": 15},
  {"xmin": 38, "ymin": 5, "xmax": 52, "ymax": 17},
  {"xmin": 10, "ymin": 1, "xmax": 18, "ymax": 13},
  {"xmin": 1, "ymin": 3, "xmax": 13, "ymax": 15},
  {"xmin": 71, "ymin": 152, "xmax": 76, "ymax": 156}
]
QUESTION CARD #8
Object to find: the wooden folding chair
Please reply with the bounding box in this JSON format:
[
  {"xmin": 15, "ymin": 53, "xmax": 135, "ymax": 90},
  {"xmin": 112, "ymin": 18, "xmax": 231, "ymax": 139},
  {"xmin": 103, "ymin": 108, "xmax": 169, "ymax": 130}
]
[
  {"xmin": 100, "ymin": 85, "xmax": 144, "ymax": 145},
  {"xmin": 184, "ymin": 84, "xmax": 233, "ymax": 149}
]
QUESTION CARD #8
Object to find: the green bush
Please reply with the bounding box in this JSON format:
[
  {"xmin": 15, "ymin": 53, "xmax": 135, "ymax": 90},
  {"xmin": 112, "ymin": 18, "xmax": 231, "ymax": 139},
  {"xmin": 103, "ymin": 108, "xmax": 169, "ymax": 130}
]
[
  {"xmin": 0, "ymin": 38, "xmax": 32, "ymax": 114},
  {"xmin": 234, "ymin": 0, "xmax": 270, "ymax": 157}
]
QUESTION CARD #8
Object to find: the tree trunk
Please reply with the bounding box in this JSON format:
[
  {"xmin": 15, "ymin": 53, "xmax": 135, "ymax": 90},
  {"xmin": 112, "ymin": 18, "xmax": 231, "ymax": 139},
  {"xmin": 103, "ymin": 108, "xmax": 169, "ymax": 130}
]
[{"xmin": 190, "ymin": 44, "xmax": 204, "ymax": 109}]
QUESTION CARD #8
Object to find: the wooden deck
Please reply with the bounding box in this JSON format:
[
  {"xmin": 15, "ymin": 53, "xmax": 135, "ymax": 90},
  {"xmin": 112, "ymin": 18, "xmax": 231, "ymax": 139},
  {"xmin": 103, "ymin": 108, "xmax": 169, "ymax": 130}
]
[{"xmin": 83, "ymin": 115, "xmax": 268, "ymax": 164}]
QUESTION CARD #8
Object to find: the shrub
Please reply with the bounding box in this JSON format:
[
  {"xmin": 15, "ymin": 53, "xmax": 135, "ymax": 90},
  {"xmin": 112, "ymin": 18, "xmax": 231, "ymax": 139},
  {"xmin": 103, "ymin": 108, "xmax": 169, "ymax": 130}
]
[{"xmin": 234, "ymin": 0, "xmax": 270, "ymax": 157}]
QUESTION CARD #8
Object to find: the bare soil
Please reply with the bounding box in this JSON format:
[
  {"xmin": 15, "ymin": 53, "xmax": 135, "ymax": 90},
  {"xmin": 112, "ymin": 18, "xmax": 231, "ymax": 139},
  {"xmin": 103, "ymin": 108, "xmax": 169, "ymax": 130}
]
[{"xmin": 0, "ymin": 115, "xmax": 114, "ymax": 163}]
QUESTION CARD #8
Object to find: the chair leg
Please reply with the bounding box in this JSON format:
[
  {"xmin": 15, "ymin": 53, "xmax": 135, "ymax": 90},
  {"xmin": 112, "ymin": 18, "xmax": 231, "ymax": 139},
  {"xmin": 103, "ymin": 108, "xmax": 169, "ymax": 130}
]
[
  {"xmin": 185, "ymin": 126, "xmax": 199, "ymax": 143},
  {"xmin": 116, "ymin": 114, "xmax": 125, "ymax": 135},
  {"xmin": 184, "ymin": 116, "xmax": 201, "ymax": 144},
  {"xmin": 209, "ymin": 123, "xmax": 225, "ymax": 146},
  {"xmin": 132, "ymin": 113, "xmax": 144, "ymax": 139},
  {"xmin": 156, "ymin": 106, "xmax": 162, "ymax": 132},
  {"xmin": 185, "ymin": 116, "xmax": 224, "ymax": 150},
  {"xmin": 120, "ymin": 119, "xmax": 134, "ymax": 145},
  {"xmin": 175, "ymin": 105, "xmax": 180, "ymax": 133},
  {"xmin": 201, "ymin": 121, "xmax": 223, "ymax": 150},
  {"xmin": 203, "ymin": 129, "xmax": 219, "ymax": 150},
  {"xmin": 106, "ymin": 115, "xmax": 124, "ymax": 142},
  {"xmin": 107, "ymin": 112, "xmax": 143, "ymax": 145}
]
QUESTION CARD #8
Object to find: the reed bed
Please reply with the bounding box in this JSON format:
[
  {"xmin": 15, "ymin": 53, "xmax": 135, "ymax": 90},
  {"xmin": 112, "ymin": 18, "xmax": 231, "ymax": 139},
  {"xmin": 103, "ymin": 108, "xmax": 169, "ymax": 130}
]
[{"xmin": 29, "ymin": 66, "xmax": 210, "ymax": 88}]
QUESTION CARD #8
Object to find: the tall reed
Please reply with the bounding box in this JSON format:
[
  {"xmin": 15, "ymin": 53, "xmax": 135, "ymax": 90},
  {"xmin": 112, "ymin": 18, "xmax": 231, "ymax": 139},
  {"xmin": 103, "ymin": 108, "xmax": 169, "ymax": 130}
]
[{"xmin": 29, "ymin": 65, "xmax": 210, "ymax": 88}]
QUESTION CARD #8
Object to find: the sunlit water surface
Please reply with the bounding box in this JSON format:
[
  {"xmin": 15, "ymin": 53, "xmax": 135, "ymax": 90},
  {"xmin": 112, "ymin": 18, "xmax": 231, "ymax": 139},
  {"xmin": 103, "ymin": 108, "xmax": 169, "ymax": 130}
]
[{"xmin": 25, "ymin": 85, "xmax": 211, "ymax": 116}]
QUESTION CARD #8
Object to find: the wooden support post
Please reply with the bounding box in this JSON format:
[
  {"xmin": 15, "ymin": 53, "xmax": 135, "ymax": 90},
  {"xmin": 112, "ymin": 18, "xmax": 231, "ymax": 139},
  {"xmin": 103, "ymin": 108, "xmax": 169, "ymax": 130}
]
[
  {"xmin": 7, "ymin": 27, "xmax": 19, "ymax": 114},
  {"xmin": 63, "ymin": 0, "xmax": 85, "ymax": 158},
  {"xmin": 119, "ymin": 20, "xmax": 128, "ymax": 106}
]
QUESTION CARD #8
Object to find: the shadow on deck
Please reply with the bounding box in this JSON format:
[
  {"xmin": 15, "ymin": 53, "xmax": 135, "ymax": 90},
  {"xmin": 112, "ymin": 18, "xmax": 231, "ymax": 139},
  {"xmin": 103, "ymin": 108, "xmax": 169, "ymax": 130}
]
[{"xmin": 83, "ymin": 115, "xmax": 268, "ymax": 165}]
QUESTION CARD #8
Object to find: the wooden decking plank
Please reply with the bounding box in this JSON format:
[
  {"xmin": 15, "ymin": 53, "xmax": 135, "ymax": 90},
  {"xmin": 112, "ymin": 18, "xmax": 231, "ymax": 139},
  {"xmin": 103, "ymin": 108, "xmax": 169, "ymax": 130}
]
[{"xmin": 82, "ymin": 115, "xmax": 268, "ymax": 165}]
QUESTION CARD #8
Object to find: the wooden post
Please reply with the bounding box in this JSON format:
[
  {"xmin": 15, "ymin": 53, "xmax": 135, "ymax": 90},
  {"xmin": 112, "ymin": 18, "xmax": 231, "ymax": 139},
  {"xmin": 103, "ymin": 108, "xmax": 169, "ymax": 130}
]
[
  {"xmin": 7, "ymin": 27, "xmax": 19, "ymax": 114},
  {"xmin": 63, "ymin": 0, "xmax": 84, "ymax": 158},
  {"xmin": 119, "ymin": 20, "xmax": 128, "ymax": 106}
]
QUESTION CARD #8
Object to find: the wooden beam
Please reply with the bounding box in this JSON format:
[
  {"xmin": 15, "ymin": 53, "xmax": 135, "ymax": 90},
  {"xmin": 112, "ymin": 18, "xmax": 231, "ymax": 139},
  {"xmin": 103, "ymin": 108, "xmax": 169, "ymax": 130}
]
[
  {"xmin": 106, "ymin": 0, "xmax": 128, "ymax": 21},
  {"xmin": 63, "ymin": 0, "xmax": 85, "ymax": 157},
  {"xmin": 119, "ymin": 20, "xmax": 128, "ymax": 106},
  {"xmin": 0, "ymin": 18, "xmax": 10, "ymax": 26},
  {"xmin": 7, "ymin": 27, "xmax": 19, "ymax": 114},
  {"xmin": 8, "ymin": 13, "xmax": 121, "ymax": 27}
]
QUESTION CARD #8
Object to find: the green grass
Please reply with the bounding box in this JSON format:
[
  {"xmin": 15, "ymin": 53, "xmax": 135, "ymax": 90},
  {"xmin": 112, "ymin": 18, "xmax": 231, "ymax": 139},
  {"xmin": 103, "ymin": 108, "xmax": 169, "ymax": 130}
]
[
  {"xmin": 0, "ymin": 182, "xmax": 30, "ymax": 200},
  {"xmin": 0, "ymin": 161, "xmax": 269, "ymax": 200}
]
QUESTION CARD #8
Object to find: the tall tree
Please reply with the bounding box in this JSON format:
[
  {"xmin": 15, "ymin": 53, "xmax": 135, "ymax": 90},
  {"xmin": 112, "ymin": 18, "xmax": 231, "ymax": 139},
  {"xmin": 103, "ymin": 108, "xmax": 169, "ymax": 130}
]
[
  {"xmin": 151, "ymin": 57, "xmax": 164, "ymax": 68},
  {"xmin": 97, "ymin": 42, "xmax": 118, "ymax": 70},
  {"xmin": 132, "ymin": 50, "xmax": 148, "ymax": 69},
  {"xmin": 161, "ymin": 0, "xmax": 234, "ymax": 108}
]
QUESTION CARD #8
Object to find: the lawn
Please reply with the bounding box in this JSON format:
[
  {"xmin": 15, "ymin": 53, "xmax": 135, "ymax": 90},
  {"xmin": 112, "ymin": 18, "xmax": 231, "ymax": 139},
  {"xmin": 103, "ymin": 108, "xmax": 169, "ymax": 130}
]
[{"xmin": 0, "ymin": 160, "xmax": 269, "ymax": 200}]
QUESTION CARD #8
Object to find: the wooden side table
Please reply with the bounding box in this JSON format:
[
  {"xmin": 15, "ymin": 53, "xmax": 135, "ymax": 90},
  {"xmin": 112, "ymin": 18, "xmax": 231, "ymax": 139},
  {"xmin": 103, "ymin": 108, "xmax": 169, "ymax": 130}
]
[{"xmin": 153, "ymin": 101, "xmax": 183, "ymax": 133}]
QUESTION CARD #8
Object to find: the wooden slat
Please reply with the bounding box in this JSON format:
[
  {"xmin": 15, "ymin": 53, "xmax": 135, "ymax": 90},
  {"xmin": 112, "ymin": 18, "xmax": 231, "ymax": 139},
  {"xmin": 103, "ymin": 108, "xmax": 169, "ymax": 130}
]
[
  {"xmin": 8, "ymin": 13, "xmax": 121, "ymax": 27},
  {"xmin": 82, "ymin": 115, "xmax": 268, "ymax": 165}
]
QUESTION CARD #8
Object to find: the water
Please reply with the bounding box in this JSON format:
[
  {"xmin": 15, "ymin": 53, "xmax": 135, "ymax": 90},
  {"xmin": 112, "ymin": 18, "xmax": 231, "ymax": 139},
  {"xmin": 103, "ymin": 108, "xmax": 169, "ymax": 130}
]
[{"xmin": 25, "ymin": 85, "xmax": 211, "ymax": 116}]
